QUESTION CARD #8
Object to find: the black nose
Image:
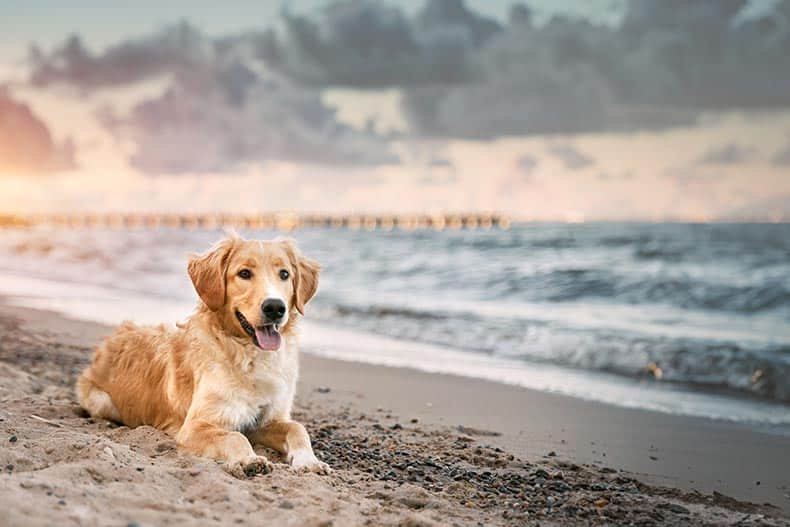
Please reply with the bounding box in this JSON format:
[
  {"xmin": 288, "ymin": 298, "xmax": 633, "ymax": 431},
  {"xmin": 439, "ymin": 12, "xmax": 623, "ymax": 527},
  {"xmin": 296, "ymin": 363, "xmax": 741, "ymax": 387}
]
[{"xmin": 261, "ymin": 298, "xmax": 286, "ymax": 323}]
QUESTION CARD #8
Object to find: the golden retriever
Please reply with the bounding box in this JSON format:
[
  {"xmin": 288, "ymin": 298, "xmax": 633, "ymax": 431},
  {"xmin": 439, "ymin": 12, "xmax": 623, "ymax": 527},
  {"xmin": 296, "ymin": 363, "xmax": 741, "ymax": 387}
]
[{"xmin": 76, "ymin": 236, "xmax": 329, "ymax": 477}]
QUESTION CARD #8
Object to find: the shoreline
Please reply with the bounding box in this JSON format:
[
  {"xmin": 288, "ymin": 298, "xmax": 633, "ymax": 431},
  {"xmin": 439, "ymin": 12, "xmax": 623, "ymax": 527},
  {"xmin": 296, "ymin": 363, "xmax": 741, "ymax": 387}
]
[
  {"xmin": 0, "ymin": 301, "xmax": 788, "ymax": 524},
  {"xmin": 1, "ymin": 270, "xmax": 787, "ymax": 429},
  {"xmin": 301, "ymin": 353, "xmax": 790, "ymax": 509}
]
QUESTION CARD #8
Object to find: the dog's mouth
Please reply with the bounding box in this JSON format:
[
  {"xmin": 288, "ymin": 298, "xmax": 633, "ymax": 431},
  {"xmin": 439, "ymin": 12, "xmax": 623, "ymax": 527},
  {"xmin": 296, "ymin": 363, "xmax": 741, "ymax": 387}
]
[{"xmin": 235, "ymin": 310, "xmax": 281, "ymax": 352}]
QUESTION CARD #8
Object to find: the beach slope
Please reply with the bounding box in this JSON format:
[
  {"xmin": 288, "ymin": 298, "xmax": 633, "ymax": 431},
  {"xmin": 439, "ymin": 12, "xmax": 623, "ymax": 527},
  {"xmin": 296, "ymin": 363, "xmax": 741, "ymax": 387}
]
[{"xmin": 0, "ymin": 303, "xmax": 787, "ymax": 526}]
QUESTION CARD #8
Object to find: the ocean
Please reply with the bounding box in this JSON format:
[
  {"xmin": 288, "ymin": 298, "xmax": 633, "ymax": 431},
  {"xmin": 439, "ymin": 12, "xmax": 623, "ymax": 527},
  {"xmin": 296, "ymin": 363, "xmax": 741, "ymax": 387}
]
[{"xmin": 0, "ymin": 223, "xmax": 788, "ymax": 426}]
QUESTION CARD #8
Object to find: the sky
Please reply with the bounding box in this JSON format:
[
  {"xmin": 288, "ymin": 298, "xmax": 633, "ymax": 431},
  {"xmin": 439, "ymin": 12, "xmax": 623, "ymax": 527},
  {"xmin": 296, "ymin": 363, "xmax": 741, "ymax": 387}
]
[{"xmin": 1, "ymin": 0, "xmax": 789, "ymax": 221}]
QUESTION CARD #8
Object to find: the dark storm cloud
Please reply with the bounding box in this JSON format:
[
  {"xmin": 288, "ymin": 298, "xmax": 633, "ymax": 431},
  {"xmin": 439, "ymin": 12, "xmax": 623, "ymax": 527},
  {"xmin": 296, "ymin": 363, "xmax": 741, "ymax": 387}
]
[
  {"xmin": 257, "ymin": 0, "xmax": 790, "ymax": 139},
  {"xmin": 0, "ymin": 88, "xmax": 75, "ymax": 174},
  {"xmin": 258, "ymin": 0, "xmax": 500, "ymax": 87},
  {"xmin": 403, "ymin": 0, "xmax": 790, "ymax": 138},
  {"xmin": 29, "ymin": 23, "xmax": 212, "ymax": 89},
  {"xmin": 30, "ymin": 22, "xmax": 398, "ymax": 174},
  {"xmin": 696, "ymin": 143, "xmax": 754, "ymax": 165},
  {"xmin": 547, "ymin": 144, "xmax": 594, "ymax": 170},
  {"xmin": 27, "ymin": 0, "xmax": 790, "ymax": 152}
]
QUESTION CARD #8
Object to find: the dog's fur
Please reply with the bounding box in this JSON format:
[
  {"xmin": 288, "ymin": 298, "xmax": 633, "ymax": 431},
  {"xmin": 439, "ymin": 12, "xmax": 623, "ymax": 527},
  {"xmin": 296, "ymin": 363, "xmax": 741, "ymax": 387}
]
[{"xmin": 76, "ymin": 236, "xmax": 328, "ymax": 477}]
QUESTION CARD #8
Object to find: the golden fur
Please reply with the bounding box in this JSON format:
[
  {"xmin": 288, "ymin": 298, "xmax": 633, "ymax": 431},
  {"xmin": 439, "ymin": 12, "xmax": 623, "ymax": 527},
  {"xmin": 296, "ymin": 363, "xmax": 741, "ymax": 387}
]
[{"xmin": 76, "ymin": 236, "xmax": 328, "ymax": 476}]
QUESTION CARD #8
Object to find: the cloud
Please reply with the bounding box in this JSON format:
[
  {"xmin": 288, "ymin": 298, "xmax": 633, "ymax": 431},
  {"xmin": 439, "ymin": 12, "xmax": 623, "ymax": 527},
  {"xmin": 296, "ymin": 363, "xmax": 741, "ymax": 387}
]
[
  {"xmin": 26, "ymin": 0, "xmax": 790, "ymax": 150},
  {"xmin": 697, "ymin": 142, "xmax": 754, "ymax": 165},
  {"xmin": 259, "ymin": 0, "xmax": 500, "ymax": 87},
  {"xmin": 29, "ymin": 23, "xmax": 213, "ymax": 89},
  {"xmin": 0, "ymin": 88, "xmax": 75, "ymax": 174},
  {"xmin": 406, "ymin": 0, "xmax": 790, "ymax": 138},
  {"xmin": 30, "ymin": 23, "xmax": 397, "ymax": 174},
  {"xmin": 772, "ymin": 142, "xmax": 790, "ymax": 166},
  {"xmin": 515, "ymin": 153, "xmax": 538, "ymax": 172},
  {"xmin": 547, "ymin": 143, "xmax": 594, "ymax": 170},
  {"xmin": 261, "ymin": 0, "xmax": 790, "ymax": 138},
  {"xmin": 427, "ymin": 155, "xmax": 454, "ymax": 168}
]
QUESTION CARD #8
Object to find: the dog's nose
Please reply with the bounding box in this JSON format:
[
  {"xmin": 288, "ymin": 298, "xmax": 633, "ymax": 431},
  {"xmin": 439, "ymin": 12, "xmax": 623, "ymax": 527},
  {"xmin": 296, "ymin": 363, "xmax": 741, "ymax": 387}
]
[{"xmin": 261, "ymin": 298, "xmax": 286, "ymax": 323}]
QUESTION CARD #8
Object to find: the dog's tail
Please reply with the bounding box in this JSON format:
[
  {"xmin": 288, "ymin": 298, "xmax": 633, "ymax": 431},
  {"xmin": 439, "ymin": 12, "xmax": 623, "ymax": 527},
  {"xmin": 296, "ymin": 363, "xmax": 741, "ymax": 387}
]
[{"xmin": 76, "ymin": 370, "xmax": 122, "ymax": 422}]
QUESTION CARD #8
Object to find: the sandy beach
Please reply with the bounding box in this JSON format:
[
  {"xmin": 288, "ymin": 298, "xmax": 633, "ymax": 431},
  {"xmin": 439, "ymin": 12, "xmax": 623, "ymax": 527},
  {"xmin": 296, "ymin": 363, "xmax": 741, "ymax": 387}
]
[{"xmin": 0, "ymin": 300, "xmax": 788, "ymax": 526}]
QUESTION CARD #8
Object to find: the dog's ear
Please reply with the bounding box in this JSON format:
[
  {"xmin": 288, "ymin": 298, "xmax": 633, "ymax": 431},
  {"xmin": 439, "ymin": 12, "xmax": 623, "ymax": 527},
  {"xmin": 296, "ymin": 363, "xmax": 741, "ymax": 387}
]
[
  {"xmin": 188, "ymin": 238, "xmax": 237, "ymax": 311},
  {"xmin": 280, "ymin": 239, "xmax": 321, "ymax": 316}
]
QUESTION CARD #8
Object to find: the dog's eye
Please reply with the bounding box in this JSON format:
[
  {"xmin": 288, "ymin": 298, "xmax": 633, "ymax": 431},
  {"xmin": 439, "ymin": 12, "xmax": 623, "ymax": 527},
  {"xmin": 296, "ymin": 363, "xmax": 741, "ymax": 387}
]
[
  {"xmin": 237, "ymin": 269, "xmax": 252, "ymax": 280},
  {"xmin": 279, "ymin": 269, "xmax": 290, "ymax": 281}
]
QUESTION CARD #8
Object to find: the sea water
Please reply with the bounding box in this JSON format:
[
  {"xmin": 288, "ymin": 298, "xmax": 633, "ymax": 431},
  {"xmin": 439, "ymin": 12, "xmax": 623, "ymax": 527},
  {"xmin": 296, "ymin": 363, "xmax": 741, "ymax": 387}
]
[{"xmin": 1, "ymin": 223, "xmax": 788, "ymax": 426}]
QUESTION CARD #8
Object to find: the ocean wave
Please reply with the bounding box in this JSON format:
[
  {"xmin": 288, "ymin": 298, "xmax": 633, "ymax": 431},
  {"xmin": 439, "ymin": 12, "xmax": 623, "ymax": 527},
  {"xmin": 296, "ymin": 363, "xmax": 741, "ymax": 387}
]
[
  {"xmin": 482, "ymin": 267, "xmax": 790, "ymax": 315},
  {"xmin": 2, "ymin": 223, "xmax": 790, "ymax": 410},
  {"xmin": 624, "ymin": 278, "xmax": 790, "ymax": 313},
  {"xmin": 312, "ymin": 301, "xmax": 790, "ymax": 403}
]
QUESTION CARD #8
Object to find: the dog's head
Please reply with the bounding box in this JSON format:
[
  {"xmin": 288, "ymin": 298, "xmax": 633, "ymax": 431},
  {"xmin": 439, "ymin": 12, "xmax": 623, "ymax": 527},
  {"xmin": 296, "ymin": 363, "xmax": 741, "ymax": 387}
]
[{"xmin": 187, "ymin": 236, "xmax": 320, "ymax": 351}]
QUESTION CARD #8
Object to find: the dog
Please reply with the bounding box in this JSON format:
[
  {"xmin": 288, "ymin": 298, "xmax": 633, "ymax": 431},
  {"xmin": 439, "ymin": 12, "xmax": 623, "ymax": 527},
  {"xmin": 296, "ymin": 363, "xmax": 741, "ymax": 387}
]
[{"xmin": 76, "ymin": 236, "xmax": 329, "ymax": 477}]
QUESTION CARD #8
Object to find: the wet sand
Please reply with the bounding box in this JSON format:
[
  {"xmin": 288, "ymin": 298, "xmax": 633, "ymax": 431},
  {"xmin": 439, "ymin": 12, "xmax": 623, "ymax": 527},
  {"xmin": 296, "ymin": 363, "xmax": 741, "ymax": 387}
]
[{"xmin": 0, "ymin": 301, "xmax": 788, "ymax": 526}]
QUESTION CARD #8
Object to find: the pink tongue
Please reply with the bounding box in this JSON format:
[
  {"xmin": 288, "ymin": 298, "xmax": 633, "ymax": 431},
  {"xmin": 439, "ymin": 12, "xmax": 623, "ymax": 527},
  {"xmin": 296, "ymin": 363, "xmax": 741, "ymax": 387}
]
[{"xmin": 254, "ymin": 326, "xmax": 281, "ymax": 351}]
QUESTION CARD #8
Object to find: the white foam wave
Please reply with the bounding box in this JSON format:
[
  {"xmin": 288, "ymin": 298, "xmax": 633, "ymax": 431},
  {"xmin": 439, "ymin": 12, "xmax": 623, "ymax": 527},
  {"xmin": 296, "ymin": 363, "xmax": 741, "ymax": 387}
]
[{"xmin": 1, "ymin": 271, "xmax": 788, "ymax": 427}]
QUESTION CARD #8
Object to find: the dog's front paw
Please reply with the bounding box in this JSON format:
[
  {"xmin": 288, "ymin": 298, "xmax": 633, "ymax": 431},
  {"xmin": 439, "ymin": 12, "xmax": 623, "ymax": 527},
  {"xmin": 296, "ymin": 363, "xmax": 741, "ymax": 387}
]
[
  {"xmin": 289, "ymin": 449, "xmax": 331, "ymax": 475},
  {"xmin": 226, "ymin": 455, "xmax": 273, "ymax": 479}
]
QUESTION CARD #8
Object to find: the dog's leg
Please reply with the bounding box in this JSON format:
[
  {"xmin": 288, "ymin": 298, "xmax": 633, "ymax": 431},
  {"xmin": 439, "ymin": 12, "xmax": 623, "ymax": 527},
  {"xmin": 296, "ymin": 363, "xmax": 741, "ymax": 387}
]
[
  {"xmin": 249, "ymin": 420, "xmax": 330, "ymax": 474},
  {"xmin": 176, "ymin": 419, "xmax": 273, "ymax": 478}
]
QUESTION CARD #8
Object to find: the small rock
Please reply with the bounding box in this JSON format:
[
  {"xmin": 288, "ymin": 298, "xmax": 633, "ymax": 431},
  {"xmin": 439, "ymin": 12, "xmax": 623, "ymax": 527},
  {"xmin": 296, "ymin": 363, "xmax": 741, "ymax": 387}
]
[
  {"xmin": 457, "ymin": 425, "xmax": 501, "ymax": 437},
  {"xmin": 391, "ymin": 423, "xmax": 403, "ymax": 430},
  {"xmin": 279, "ymin": 500, "xmax": 295, "ymax": 510},
  {"xmin": 395, "ymin": 488, "xmax": 432, "ymax": 509},
  {"xmin": 155, "ymin": 442, "xmax": 174, "ymax": 453},
  {"xmin": 658, "ymin": 503, "xmax": 690, "ymax": 514},
  {"xmin": 547, "ymin": 451, "xmax": 556, "ymax": 457},
  {"xmin": 649, "ymin": 455, "xmax": 658, "ymax": 461},
  {"xmin": 9, "ymin": 435, "xmax": 17, "ymax": 443},
  {"xmin": 316, "ymin": 387, "xmax": 331, "ymax": 394}
]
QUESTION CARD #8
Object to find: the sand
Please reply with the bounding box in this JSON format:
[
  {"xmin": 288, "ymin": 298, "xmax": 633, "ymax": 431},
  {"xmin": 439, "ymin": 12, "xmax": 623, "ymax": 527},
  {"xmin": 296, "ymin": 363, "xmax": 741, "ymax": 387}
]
[{"xmin": 0, "ymin": 301, "xmax": 788, "ymax": 526}]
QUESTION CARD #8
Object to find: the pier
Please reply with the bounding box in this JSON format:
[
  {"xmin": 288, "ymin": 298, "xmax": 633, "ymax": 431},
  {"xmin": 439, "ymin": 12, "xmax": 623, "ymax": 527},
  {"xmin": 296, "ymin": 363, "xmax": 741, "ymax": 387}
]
[{"xmin": 0, "ymin": 213, "xmax": 510, "ymax": 231}]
